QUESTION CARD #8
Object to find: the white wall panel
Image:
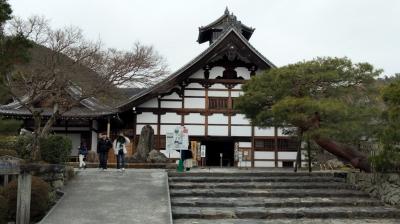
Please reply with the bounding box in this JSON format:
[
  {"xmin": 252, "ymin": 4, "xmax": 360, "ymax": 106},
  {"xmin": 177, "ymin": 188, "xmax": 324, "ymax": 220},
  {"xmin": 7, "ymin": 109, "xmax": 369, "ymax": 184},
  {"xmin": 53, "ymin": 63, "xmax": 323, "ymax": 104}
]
[
  {"xmin": 254, "ymin": 151, "xmax": 275, "ymax": 159},
  {"xmin": 185, "ymin": 125, "xmax": 204, "ymax": 136},
  {"xmin": 186, "ymin": 83, "xmax": 203, "ymax": 88},
  {"xmin": 190, "ymin": 69, "xmax": 204, "ymax": 79},
  {"xmin": 137, "ymin": 112, "xmax": 157, "ymax": 123},
  {"xmin": 160, "ymin": 125, "xmax": 179, "ymax": 135},
  {"xmin": 209, "ymin": 66, "xmax": 224, "ymax": 79},
  {"xmin": 208, "ymin": 126, "xmax": 228, "ymax": 136},
  {"xmin": 161, "ymin": 101, "xmax": 181, "ymax": 108},
  {"xmin": 185, "ymin": 90, "xmax": 205, "ymax": 97},
  {"xmin": 239, "ymin": 142, "xmax": 251, "ymax": 148},
  {"xmin": 236, "ymin": 67, "xmax": 251, "ymax": 80},
  {"xmin": 233, "ymin": 84, "xmax": 243, "ymax": 90},
  {"xmin": 185, "ymin": 98, "xmax": 205, "ymax": 108},
  {"xmin": 231, "ymin": 114, "xmax": 250, "ymax": 125},
  {"xmin": 254, "ymin": 127, "xmax": 274, "ymax": 136},
  {"xmin": 278, "ymin": 152, "xmax": 297, "ymax": 160},
  {"xmin": 208, "ymin": 114, "xmax": 228, "ymax": 124},
  {"xmin": 208, "ymin": 90, "xmax": 229, "ymax": 97},
  {"xmin": 161, "ymin": 113, "xmax": 181, "ymax": 124},
  {"xmin": 231, "ymin": 126, "xmax": 252, "ymax": 136},
  {"xmin": 254, "ymin": 161, "xmax": 275, "ymax": 167},
  {"xmin": 209, "ymin": 84, "xmax": 226, "ymax": 89},
  {"xmin": 138, "ymin": 98, "xmax": 158, "ymax": 108},
  {"xmin": 136, "ymin": 124, "xmax": 158, "ymax": 135},
  {"xmin": 185, "ymin": 113, "xmax": 204, "ymax": 124},
  {"xmin": 238, "ymin": 161, "xmax": 252, "ymax": 167},
  {"xmin": 231, "ymin": 91, "xmax": 243, "ymax": 97},
  {"xmin": 162, "ymin": 92, "xmax": 181, "ymax": 100}
]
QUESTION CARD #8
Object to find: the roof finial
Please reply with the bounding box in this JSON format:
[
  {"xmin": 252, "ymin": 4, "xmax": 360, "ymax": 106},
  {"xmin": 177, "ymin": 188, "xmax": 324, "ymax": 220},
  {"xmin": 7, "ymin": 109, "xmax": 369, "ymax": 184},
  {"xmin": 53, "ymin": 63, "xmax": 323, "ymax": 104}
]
[{"xmin": 224, "ymin": 6, "xmax": 229, "ymax": 15}]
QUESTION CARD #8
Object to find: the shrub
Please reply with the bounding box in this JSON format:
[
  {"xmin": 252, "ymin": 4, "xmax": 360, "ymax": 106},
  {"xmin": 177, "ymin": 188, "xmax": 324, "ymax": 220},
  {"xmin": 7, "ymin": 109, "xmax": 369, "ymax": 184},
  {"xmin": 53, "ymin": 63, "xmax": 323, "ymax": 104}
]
[
  {"xmin": 40, "ymin": 135, "xmax": 72, "ymax": 164},
  {"xmin": 370, "ymin": 146, "xmax": 400, "ymax": 172},
  {"xmin": 5, "ymin": 176, "xmax": 50, "ymax": 222},
  {"xmin": 14, "ymin": 135, "xmax": 34, "ymax": 160},
  {"xmin": 0, "ymin": 149, "xmax": 18, "ymax": 157},
  {"xmin": 0, "ymin": 135, "xmax": 17, "ymax": 150}
]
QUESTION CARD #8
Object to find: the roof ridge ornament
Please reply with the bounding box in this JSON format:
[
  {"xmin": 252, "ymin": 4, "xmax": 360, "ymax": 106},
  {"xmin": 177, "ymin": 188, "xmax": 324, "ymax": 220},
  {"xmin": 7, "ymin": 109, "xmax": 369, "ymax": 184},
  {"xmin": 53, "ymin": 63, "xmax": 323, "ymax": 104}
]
[{"xmin": 224, "ymin": 6, "xmax": 229, "ymax": 15}]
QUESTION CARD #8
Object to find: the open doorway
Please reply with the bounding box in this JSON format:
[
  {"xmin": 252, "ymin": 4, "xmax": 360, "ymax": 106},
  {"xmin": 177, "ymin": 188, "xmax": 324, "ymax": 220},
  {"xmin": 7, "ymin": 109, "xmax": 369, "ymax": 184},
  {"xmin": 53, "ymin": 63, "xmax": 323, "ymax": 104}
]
[{"xmin": 203, "ymin": 140, "xmax": 234, "ymax": 167}]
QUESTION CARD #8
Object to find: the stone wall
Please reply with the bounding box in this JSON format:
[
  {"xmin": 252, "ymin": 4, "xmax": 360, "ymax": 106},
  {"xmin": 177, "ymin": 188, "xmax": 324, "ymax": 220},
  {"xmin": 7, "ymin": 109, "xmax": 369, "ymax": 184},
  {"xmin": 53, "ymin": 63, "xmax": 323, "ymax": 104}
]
[
  {"xmin": 346, "ymin": 172, "xmax": 400, "ymax": 206},
  {"xmin": 34, "ymin": 165, "xmax": 75, "ymax": 190}
]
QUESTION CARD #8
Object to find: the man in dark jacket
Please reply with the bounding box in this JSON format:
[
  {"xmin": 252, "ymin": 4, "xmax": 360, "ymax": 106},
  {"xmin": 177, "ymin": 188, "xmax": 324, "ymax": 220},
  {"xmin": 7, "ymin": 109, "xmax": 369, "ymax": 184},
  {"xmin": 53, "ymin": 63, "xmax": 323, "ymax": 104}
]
[{"xmin": 97, "ymin": 133, "xmax": 112, "ymax": 170}]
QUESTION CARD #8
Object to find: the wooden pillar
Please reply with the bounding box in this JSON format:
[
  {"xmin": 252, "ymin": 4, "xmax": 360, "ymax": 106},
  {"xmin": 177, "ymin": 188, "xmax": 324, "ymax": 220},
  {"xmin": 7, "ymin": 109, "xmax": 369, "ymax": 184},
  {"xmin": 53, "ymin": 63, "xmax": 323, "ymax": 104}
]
[
  {"xmin": 157, "ymin": 97, "xmax": 161, "ymax": 151},
  {"xmin": 228, "ymin": 86, "xmax": 232, "ymax": 137},
  {"xmin": 16, "ymin": 172, "xmax": 31, "ymax": 224},
  {"xmin": 4, "ymin": 175, "xmax": 9, "ymax": 186},
  {"xmin": 251, "ymin": 125, "xmax": 255, "ymax": 168},
  {"xmin": 274, "ymin": 126, "xmax": 278, "ymax": 167},
  {"xmin": 106, "ymin": 117, "xmax": 111, "ymax": 138},
  {"xmin": 132, "ymin": 111, "xmax": 137, "ymax": 155},
  {"xmin": 205, "ymin": 86, "xmax": 209, "ymax": 136}
]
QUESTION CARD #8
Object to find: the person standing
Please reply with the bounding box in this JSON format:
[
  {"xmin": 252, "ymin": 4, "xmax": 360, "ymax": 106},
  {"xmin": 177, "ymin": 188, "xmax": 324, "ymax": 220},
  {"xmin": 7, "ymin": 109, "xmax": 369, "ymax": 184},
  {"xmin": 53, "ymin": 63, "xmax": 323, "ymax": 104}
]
[
  {"xmin": 97, "ymin": 133, "xmax": 112, "ymax": 170},
  {"xmin": 78, "ymin": 142, "xmax": 88, "ymax": 169},
  {"xmin": 113, "ymin": 132, "xmax": 130, "ymax": 171}
]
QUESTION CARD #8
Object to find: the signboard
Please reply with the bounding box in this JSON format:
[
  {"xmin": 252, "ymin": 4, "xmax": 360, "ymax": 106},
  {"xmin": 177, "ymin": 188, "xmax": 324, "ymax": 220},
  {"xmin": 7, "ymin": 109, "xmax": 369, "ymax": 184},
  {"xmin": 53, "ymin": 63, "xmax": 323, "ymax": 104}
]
[
  {"xmin": 165, "ymin": 132, "xmax": 175, "ymax": 153},
  {"xmin": 166, "ymin": 126, "xmax": 189, "ymax": 151},
  {"xmin": 200, "ymin": 145, "xmax": 206, "ymax": 158}
]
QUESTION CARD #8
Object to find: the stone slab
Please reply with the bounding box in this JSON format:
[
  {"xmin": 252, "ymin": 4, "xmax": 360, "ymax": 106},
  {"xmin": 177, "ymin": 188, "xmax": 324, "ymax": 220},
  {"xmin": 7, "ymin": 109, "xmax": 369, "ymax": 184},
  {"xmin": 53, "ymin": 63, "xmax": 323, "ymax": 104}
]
[{"xmin": 40, "ymin": 169, "xmax": 172, "ymax": 224}]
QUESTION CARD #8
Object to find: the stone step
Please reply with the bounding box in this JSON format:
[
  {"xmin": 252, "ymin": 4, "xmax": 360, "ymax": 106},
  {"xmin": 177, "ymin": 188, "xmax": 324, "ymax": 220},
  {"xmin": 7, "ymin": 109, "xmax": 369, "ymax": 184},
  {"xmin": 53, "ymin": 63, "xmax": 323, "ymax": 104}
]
[
  {"xmin": 169, "ymin": 182, "xmax": 354, "ymax": 190},
  {"xmin": 171, "ymin": 197, "xmax": 383, "ymax": 208},
  {"xmin": 170, "ymin": 188, "xmax": 369, "ymax": 198},
  {"xmin": 169, "ymin": 176, "xmax": 345, "ymax": 183},
  {"xmin": 168, "ymin": 172, "xmax": 339, "ymax": 177},
  {"xmin": 174, "ymin": 218, "xmax": 400, "ymax": 224},
  {"xmin": 172, "ymin": 206, "xmax": 400, "ymax": 219}
]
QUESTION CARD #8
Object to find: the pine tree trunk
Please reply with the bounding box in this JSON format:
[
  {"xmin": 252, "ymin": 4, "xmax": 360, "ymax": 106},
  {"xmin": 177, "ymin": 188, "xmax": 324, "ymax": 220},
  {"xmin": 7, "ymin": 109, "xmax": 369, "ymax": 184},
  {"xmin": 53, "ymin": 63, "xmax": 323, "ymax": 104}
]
[{"xmin": 314, "ymin": 137, "xmax": 371, "ymax": 172}]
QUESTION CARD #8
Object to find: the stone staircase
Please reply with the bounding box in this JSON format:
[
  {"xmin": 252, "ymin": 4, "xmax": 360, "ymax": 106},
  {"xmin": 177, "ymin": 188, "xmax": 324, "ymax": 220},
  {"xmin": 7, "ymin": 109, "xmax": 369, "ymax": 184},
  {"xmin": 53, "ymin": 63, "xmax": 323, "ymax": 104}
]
[{"xmin": 168, "ymin": 172, "xmax": 400, "ymax": 224}]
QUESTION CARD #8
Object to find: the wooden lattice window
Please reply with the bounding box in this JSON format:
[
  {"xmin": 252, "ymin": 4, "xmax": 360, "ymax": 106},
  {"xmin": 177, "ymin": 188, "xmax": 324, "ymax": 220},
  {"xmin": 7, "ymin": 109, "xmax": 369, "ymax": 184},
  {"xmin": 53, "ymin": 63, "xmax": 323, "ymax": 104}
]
[
  {"xmin": 254, "ymin": 139, "xmax": 275, "ymax": 151},
  {"xmin": 278, "ymin": 139, "xmax": 298, "ymax": 151},
  {"xmin": 208, "ymin": 97, "xmax": 228, "ymax": 109}
]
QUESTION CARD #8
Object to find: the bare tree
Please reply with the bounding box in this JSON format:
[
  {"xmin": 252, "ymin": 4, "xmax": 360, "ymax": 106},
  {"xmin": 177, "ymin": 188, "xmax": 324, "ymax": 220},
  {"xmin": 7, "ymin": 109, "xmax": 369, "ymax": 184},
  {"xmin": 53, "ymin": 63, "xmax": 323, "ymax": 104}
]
[{"xmin": 4, "ymin": 15, "xmax": 168, "ymax": 161}]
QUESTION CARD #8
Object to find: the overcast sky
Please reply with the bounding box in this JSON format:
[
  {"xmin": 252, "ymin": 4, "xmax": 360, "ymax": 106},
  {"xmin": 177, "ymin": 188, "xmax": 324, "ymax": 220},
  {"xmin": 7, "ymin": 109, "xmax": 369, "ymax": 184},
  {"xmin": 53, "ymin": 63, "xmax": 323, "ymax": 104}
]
[{"xmin": 8, "ymin": 0, "xmax": 400, "ymax": 76}]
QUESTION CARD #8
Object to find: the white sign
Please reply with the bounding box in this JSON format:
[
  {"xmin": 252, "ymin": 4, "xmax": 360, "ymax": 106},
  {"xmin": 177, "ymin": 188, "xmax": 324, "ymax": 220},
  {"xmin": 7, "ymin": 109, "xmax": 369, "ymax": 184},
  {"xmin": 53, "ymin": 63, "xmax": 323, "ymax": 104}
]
[
  {"xmin": 165, "ymin": 132, "xmax": 175, "ymax": 153},
  {"xmin": 167, "ymin": 126, "xmax": 189, "ymax": 151},
  {"xmin": 200, "ymin": 145, "xmax": 206, "ymax": 158}
]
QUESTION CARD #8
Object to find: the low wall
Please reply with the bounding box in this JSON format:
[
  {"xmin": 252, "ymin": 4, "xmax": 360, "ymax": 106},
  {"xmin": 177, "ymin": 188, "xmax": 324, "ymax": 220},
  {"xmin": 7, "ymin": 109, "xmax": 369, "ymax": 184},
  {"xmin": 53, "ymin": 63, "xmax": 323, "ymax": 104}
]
[
  {"xmin": 34, "ymin": 165, "xmax": 75, "ymax": 190},
  {"xmin": 346, "ymin": 172, "xmax": 400, "ymax": 206}
]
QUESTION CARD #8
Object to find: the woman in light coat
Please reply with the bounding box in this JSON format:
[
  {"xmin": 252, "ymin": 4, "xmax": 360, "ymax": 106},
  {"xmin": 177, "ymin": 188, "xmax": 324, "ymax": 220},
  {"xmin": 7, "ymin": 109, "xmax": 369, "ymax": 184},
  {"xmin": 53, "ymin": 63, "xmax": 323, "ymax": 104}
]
[{"xmin": 113, "ymin": 132, "xmax": 130, "ymax": 171}]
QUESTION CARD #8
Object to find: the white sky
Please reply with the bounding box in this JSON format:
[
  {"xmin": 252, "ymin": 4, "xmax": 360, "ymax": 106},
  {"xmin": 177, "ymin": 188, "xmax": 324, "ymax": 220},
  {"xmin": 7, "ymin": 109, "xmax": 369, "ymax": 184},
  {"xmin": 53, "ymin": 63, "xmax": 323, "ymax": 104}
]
[{"xmin": 8, "ymin": 0, "xmax": 400, "ymax": 76}]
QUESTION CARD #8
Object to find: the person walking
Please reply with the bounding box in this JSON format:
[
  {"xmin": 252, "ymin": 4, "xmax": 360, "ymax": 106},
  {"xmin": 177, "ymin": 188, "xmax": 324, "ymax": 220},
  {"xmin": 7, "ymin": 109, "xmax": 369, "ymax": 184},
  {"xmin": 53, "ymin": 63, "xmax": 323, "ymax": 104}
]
[
  {"xmin": 78, "ymin": 142, "xmax": 88, "ymax": 169},
  {"xmin": 97, "ymin": 133, "xmax": 112, "ymax": 170},
  {"xmin": 113, "ymin": 132, "xmax": 130, "ymax": 171}
]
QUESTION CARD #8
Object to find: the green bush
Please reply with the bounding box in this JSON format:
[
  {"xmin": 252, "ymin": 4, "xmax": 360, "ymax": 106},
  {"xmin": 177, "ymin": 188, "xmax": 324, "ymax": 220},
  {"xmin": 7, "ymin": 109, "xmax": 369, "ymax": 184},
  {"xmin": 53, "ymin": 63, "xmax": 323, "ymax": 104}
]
[
  {"xmin": 0, "ymin": 135, "xmax": 17, "ymax": 150},
  {"xmin": 14, "ymin": 135, "xmax": 34, "ymax": 160},
  {"xmin": 0, "ymin": 194, "xmax": 7, "ymax": 224},
  {"xmin": 5, "ymin": 176, "xmax": 50, "ymax": 222},
  {"xmin": 370, "ymin": 146, "xmax": 400, "ymax": 172},
  {"xmin": 40, "ymin": 135, "xmax": 72, "ymax": 164},
  {"xmin": 0, "ymin": 119, "xmax": 22, "ymax": 135},
  {"xmin": 0, "ymin": 149, "xmax": 18, "ymax": 157}
]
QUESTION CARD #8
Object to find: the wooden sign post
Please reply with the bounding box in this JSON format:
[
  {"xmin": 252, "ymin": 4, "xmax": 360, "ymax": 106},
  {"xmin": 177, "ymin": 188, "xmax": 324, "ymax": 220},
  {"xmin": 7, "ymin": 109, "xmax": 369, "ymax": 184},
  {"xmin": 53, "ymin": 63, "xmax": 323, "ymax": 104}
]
[{"xmin": 0, "ymin": 156, "xmax": 31, "ymax": 224}]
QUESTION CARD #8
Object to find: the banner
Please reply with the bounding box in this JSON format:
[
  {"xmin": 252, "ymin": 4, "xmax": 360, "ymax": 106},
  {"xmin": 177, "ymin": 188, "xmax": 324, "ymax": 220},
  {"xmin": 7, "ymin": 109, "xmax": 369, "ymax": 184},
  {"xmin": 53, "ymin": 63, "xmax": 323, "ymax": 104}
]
[{"xmin": 166, "ymin": 126, "xmax": 189, "ymax": 152}]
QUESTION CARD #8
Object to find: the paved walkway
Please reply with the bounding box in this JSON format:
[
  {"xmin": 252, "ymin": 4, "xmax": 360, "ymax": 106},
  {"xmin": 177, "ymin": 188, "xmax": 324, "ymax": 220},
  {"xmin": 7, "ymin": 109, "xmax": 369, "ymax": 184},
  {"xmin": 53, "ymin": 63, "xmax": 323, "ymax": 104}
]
[{"xmin": 40, "ymin": 169, "xmax": 172, "ymax": 224}]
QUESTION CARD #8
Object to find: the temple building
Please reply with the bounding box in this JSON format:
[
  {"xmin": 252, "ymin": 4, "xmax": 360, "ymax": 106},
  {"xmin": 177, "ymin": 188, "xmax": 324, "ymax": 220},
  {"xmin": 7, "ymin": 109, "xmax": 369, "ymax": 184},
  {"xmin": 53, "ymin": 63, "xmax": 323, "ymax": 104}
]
[{"xmin": 0, "ymin": 9, "xmax": 300, "ymax": 168}]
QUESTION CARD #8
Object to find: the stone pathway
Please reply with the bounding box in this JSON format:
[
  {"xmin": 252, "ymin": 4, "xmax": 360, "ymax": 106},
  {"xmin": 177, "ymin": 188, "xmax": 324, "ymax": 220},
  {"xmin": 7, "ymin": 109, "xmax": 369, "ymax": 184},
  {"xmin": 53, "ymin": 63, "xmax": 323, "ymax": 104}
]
[{"xmin": 40, "ymin": 169, "xmax": 172, "ymax": 224}]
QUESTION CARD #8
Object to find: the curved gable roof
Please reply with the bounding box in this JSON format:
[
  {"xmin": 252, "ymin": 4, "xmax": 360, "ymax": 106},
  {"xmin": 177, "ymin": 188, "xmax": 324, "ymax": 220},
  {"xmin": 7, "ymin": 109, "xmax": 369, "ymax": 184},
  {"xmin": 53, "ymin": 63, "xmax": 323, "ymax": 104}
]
[{"xmin": 117, "ymin": 28, "xmax": 276, "ymax": 112}]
